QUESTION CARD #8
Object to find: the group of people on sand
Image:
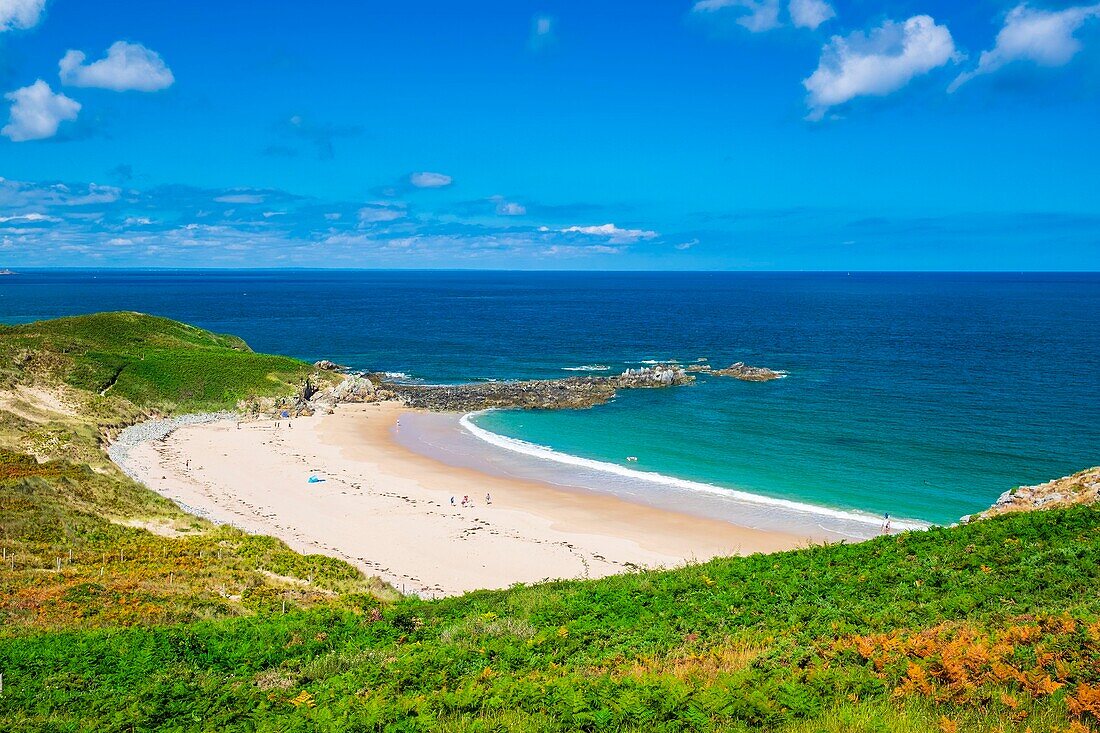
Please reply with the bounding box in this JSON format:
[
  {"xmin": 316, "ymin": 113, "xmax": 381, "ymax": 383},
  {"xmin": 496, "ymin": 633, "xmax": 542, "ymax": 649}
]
[{"xmin": 451, "ymin": 493, "xmax": 491, "ymax": 508}]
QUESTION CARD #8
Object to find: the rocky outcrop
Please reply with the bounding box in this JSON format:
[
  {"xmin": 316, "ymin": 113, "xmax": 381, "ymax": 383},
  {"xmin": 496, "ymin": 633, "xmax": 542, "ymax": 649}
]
[
  {"xmin": 686, "ymin": 362, "xmax": 787, "ymax": 381},
  {"xmin": 967, "ymin": 467, "xmax": 1100, "ymax": 522},
  {"xmin": 314, "ymin": 375, "xmax": 378, "ymax": 406},
  {"xmin": 614, "ymin": 365, "xmax": 689, "ymax": 387},
  {"xmin": 389, "ymin": 365, "xmax": 693, "ymax": 412},
  {"xmin": 313, "ymin": 360, "xmax": 347, "ymax": 372},
  {"xmin": 242, "ymin": 373, "xmax": 390, "ymax": 418}
]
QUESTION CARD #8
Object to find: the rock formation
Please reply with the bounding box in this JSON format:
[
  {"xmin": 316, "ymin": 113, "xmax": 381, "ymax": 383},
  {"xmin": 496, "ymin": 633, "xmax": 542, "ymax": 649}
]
[
  {"xmin": 967, "ymin": 467, "xmax": 1100, "ymax": 522},
  {"xmin": 388, "ymin": 365, "xmax": 693, "ymax": 411},
  {"xmin": 686, "ymin": 362, "xmax": 786, "ymax": 381},
  {"xmin": 313, "ymin": 360, "xmax": 347, "ymax": 372}
]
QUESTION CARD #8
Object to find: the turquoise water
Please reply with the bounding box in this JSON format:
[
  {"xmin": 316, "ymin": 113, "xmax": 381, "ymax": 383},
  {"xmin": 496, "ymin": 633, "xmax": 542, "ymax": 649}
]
[{"xmin": 2, "ymin": 270, "xmax": 1097, "ymax": 525}]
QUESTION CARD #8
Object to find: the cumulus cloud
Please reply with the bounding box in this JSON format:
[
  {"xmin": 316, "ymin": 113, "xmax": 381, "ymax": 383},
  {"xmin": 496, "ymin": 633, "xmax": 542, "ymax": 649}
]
[
  {"xmin": 0, "ymin": 0, "xmax": 45, "ymax": 32},
  {"xmin": 409, "ymin": 171, "xmax": 453, "ymax": 188},
  {"xmin": 358, "ymin": 203, "xmax": 407, "ymax": 224},
  {"xmin": 803, "ymin": 15, "xmax": 959, "ymax": 120},
  {"xmin": 59, "ymin": 41, "xmax": 175, "ymax": 92},
  {"xmin": 2, "ymin": 80, "xmax": 81, "ymax": 142},
  {"xmin": 949, "ymin": 3, "xmax": 1100, "ymax": 91},
  {"xmin": 789, "ymin": 0, "xmax": 835, "ymax": 30},
  {"xmin": 492, "ymin": 197, "xmax": 526, "ymax": 216},
  {"xmin": 692, "ymin": 0, "xmax": 782, "ymax": 33},
  {"xmin": 558, "ymin": 223, "xmax": 659, "ymax": 244}
]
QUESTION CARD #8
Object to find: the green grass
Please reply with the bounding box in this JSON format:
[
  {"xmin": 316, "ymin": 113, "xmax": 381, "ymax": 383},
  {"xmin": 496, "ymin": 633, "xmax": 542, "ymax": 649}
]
[
  {"xmin": 1, "ymin": 507, "xmax": 1099, "ymax": 731},
  {"xmin": 0, "ymin": 311, "xmax": 332, "ymax": 411},
  {"xmin": 0, "ymin": 313, "xmax": 388, "ymax": 634},
  {"xmin": 1, "ymin": 313, "xmax": 1098, "ymax": 732}
]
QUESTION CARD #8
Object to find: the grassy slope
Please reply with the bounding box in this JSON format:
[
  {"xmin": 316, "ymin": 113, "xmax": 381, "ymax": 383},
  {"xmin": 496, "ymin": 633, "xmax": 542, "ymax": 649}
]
[
  {"xmin": 0, "ymin": 313, "xmax": 385, "ymax": 633},
  {"xmin": 1, "ymin": 507, "xmax": 1098, "ymax": 731},
  {"xmin": 0, "ymin": 311, "xmax": 329, "ymax": 411},
  {"xmin": 1, "ymin": 313, "xmax": 1098, "ymax": 732}
]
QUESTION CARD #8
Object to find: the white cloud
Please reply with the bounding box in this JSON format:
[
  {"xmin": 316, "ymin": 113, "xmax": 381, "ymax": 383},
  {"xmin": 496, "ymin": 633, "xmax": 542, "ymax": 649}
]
[
  {"xmin": 0, "ymin": 0, "xmax": 45, "ymax": 32},
  {"xmin": 789, "ymin": 0, "xmax": 835, "ymax": 30},
  {"xmin": 544, "ymin": 244, "xmax": 624, "ymax": 256},
  {"xmin": 409, "ymin": 171, "xmax": 453, "ymax": 188},
  {"xmin": 358, "ymin": 203, "xmax": 407, "ymax": 224},
  {"xmin": 803, "ymin": 15, "xmax": 959, "ymax": 120},
  {"xmin": 0, "ymin": 212, "xmax": 59, "ymax": 223},
  {"xmin": 949, "ymin": 3, "xmax": 1100, "ymax": 91},
  {"xmin": 675, "ymin": 239, "xmax": 700, "ymax": 250},
  {"xmin": 495, "ymin": 199, "xmax": 526, "ymax": 216},
  {"xmin": 2, "ymin": 80, "xmax": 81, "ymax": 142},
  {"xmin": 692, "ymin": 0, "xmax": 782, "ymax": 33},
  {"xmin": 560, "ymin": 223, "xmax": 659, "ymax": 244},
  {"xmin": 214, "ymin": 193, "xmax": 265, "ymax": 204},
  {"xmin": 59, "ymin": 41, "xmax": 175, "ymax": 92}
]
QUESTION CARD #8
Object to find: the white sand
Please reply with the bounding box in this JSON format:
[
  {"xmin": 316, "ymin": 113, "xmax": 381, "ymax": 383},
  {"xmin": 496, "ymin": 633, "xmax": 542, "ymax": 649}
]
[{"xmin": 118, "ymin": 402, "xmax": 809, "ymax": 596}]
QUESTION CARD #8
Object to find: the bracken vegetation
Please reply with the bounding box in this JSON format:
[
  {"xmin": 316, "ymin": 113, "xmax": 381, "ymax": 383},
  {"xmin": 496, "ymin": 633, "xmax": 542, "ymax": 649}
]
[{"xmin": 1, "ymin": 313, "xmax": 1098, "ymax": 732}]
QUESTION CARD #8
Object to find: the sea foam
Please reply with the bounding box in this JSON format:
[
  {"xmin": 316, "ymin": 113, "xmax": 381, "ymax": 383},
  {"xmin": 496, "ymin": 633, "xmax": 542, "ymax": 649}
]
[
  {"xmin": 562, "ymin": 364, "xmax": 611, "ymax": 372},
  {"xmin": 459, "ymin": 411, "xmax": 929, "ymax": 532}
]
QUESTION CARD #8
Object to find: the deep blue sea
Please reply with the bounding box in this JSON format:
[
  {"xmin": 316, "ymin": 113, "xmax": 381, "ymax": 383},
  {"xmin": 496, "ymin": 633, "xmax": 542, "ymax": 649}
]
[{"xmin": 2, "ymin": 270, "xmax": 1097, "ymax": 526}]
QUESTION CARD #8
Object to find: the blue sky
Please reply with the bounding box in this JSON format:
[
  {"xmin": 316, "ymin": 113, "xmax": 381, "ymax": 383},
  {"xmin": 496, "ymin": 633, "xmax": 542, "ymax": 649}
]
[{"xmin": 0, "ymin": 0, "xmax": 1097, "ymax": 269}]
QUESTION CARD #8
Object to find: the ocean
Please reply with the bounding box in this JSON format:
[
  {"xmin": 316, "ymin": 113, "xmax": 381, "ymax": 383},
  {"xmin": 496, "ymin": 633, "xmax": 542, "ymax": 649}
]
[{"xmin": 2, "ymin": 269, "xmax": 1097, "ymax": 527}]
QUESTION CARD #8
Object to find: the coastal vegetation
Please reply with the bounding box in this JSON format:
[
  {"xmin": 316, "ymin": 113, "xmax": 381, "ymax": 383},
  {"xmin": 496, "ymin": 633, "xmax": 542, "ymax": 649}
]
[{"xmin": 1, "ymin": 313, "xmax": 1098, "ymax": 732}]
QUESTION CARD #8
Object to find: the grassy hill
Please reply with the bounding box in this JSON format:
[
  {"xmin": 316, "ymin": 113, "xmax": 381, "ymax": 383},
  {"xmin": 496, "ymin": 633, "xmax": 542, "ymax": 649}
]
[
  {"xmin": 0, "ymin": 311, "xmax": 328, "ymax": 411},
  {"xmin": 0, "ymin": 313, "xmax": 1097, "ymax": 732},
  {"xmin": 0, "ymin": 313, "xmax": 385, "ymax": 633}
]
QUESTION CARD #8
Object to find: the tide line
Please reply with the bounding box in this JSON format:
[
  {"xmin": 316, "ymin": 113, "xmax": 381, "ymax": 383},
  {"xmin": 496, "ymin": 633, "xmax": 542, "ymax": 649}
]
[{"xmin": 458, "ymin": 411, "xmax": 930, "ymax": 532}]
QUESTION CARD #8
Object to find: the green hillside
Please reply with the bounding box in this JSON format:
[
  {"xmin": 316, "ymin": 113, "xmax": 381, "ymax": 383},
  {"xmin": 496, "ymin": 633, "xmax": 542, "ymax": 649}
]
[
  {"xmin": 0, "ymin": 311, "xmax": 330, "ymax": 411},
  {"xmin": 0, "ymin": 314, "xmax": 1097, "ymax": 732},
  {"xmin": 0, "ymin": 313, "xmax": 385, "ymax": 632}
]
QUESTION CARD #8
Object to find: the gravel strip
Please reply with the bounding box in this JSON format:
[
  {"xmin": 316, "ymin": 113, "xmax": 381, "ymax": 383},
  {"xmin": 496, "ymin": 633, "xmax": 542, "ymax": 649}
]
[{"xmin": 108, "ymin": 412, "xmax": 236, "ymax": 483}]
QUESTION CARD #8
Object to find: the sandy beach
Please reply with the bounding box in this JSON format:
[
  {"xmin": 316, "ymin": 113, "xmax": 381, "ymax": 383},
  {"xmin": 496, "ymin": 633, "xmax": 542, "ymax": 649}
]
[{"xmin": 117, "ymin": 402, "xmax": 810, "ymax": 596}]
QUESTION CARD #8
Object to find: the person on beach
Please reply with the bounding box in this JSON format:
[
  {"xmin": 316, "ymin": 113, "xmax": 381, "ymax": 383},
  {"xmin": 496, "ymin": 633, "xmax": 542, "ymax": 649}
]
[
  {"xmin": 882, "ymin": 513, "xmax": 892, "ymax": 534},
  {"xmin": 485, "ymin": 493, "xmax": 492, "ymax": 505},
  {"xmin": 450, "ymin": 496, "xmax": 455, "ymax": 507},
  {"xmin": 462, "ymin": 495, "xmax": 469, "ymax": 507}
]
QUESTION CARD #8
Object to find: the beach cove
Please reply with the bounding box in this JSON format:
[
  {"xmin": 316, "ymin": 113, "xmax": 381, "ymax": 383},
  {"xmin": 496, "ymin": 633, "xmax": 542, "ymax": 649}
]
[{"xmin": 111, "ymin": 402, "xmax": 809, "ymax": 596}]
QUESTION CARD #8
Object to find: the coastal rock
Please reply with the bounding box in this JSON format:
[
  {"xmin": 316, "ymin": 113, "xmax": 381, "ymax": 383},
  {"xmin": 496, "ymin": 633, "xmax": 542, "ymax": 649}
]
[
  {"xmin": 388, "ymin": 365, "xmax": 693, "ymax": 412},
  {"xmin": 614, "ymin": 365, "xmax": 690, "ymax": 387},
  {"xmin": 711, "ymin": 362, "xmax": 786, "ymax": 381},
  {"xmin": 314, "ymin": 360, "xmax": 347, "ymax": 372},
  {"xmin": 972, "ymin": 467, "xmax": 1100, "ymax": 521},
  {"xmin": 313, "ymin": 375, "xmax": 377, "ymax": 407}
]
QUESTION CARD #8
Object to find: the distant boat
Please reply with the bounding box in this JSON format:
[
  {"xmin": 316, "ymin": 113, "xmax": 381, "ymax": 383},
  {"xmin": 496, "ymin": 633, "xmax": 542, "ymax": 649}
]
[
  {"xmin": 0, "ymin": 269, "xmax": 15, "ymax": 276},
  {"xmin": 626, "ymin": 456, "xmax": 638, "ymax": 462}
]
